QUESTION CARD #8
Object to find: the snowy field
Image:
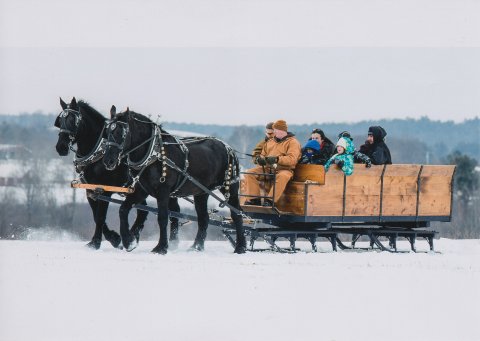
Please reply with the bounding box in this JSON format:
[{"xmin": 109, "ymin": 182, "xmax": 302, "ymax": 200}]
[{"xmin": 1, "ymin": 236, "xmax": 479, "ymax": 341}]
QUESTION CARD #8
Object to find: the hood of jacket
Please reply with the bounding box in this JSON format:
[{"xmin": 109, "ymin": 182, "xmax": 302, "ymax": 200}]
[
  {"xmin": 368, "ymin": 126, "xmax": 387, "ymax": 144},
  {"xmin": 303, "ymin": 139, "xmax": 321, "ymax": 152}
]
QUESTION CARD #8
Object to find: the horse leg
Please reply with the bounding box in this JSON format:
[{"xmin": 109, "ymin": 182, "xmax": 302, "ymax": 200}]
[
  {"xmin": 191, "ymin": 193, "xmax": 209, "ymax": 251},
  {"xmin": 168, "ymin": 197, "xmax": 180, "ymax": 249},
  {"xmin": 151, "ymin": 197, "xmax": 170, "ymax": 254},
  {"xmin": 130, "ymin": 199, "xmax": 149, "ymax": 244},
  {"xmin": 119, "ymin": 191, "xmax": 146, "ymax": 252},
  {"xmin": 223, "ymin": 183, "xmax": 246, "ymax": 254},
  {"xmin": 96, "ymin": 193, "xmax": 122, "ymax": 249},
  {"xmin": 85, "ymin": 193, "xmax": 104, "ymax": 249}
]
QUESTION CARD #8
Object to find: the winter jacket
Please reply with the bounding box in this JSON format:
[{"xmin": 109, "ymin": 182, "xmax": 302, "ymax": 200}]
[
  {"xmin": 340, "ymin": 136, "xmax": 372, "ymax": 165},
  {"xmin": 358, "ymin": 126, "xmax": 392, "ymax": 165},
  {"xmin": 353, "ymin": 150, "xmax": 372, "ymax": 166},
  {"xmin": 317, "ymin": 137, "xmax": 335, "ymax": 165},
  {"xmin": 261, "ymin": 132, "xmax": 302, "ymax": 171},
  {"xmin": 299, "ymin": 140, "xmax": 322, "ymax": 165},
  {"xmin": 252, "ymin": 137, "xmax": 271, "ymax": 164},
  {"xmin": 324, "ymin": 137, "xmax": 355, "ymax": 175}
]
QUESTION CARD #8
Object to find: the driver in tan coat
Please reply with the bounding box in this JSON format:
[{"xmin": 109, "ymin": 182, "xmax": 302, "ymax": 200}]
[{"xmin": 244, "ymin": 119, "xmax": 301, "ymax": 207}]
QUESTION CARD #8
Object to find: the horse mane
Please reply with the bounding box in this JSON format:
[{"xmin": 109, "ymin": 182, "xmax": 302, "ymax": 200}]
[
  {"xmin": 127, "ymin": 110, "xmax": 166, "ymax": 133},
  {"xmin": 78, "ymin": 100, "xmax": 106, "ymax": 124}
]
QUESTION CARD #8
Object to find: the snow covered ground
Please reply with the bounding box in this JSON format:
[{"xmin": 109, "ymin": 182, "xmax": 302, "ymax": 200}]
[{"xmin": 1, "ymin": 235, "xmax": 479, "ymax": 341}]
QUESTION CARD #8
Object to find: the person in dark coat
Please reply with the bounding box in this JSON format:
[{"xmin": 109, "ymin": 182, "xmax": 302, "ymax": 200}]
[
  {"xmin": 309, "ymin": 128, "xmax": 335, "ymax": 165},
  {"xmin": 338, "ymin": 131, "xmax": 372, "ymax": 168},
  {"xmin": 358, "ymin": 126, "xmax": 392, "ymax": 165}
]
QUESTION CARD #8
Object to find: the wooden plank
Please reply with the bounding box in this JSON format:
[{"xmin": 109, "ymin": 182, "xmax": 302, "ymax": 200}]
[
  {"xmin": 276, "ymin": 182, "xmax": 306, "ymax": 215},
  {"xmin": 240, "ymin": 205, "xmax": 281, "ymax": 215},
  {"xmin": 293, "ymin": 164, "xmax": 325, "ymax": 184},
  {"xmin": 418, "ymin": 165, "xmax": 455, "ymax": 216},
  {"xmin": 345, "ymin": 165, "xmax": 384, "ymax": 216},
  {"xmin": 306, "ymin": 168, "xmax": 344, "ymax": 216},
  {"xmin": 420, "ymin": 165, "xmax": 455, "ymax": 177},
  {"xmin": 382, "ymin": 165, "xmax": 421, "ymax": 216}
]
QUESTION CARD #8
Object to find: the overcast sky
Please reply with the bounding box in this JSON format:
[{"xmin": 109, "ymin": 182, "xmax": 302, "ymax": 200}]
[{"xmin": 1, "ymin": 0, "xmax": 479, "ymax": 125}]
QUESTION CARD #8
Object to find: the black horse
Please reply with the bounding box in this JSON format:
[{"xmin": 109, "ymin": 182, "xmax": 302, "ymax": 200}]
[
  {"xmin": 103, "ymin": 107, "xmax": 247, "ymax": 254},
  {"xmin": 54, "ymin": 97, "xmax": 153, "ymax": 249}
]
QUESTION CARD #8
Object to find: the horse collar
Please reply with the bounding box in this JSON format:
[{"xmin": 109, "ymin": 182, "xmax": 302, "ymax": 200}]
[
  {"xmin": 73, "ymin": 124, "xmax": 107, "ymax": 172},
  {"xmin": 127, "ymin": 125, "xmax": 163, "ymax": 171}
]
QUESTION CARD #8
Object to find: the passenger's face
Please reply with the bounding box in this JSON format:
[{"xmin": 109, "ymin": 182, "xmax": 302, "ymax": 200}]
[
  {"xmin": 274, "ymin": 129, "xmax": 287, "ymax": 139},
  {"xmin": 367, "ymin": 133, "xmax": 374, "ymax": 144},
  {"xmin": 265, "ymin": 129, "xmax": 274, "ymax": 138},
  {"xmin": 337, "ymin": 146, "xmax": 345, "ymax": 154},
  {"xmin": 311, "ymin": 133, "xmax": 322, "ymax": 143}
]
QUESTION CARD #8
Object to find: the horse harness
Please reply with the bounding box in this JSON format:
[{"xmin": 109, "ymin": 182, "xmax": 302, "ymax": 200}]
[{"xmin": 110, "ymin": 118, "xmax": 239, "ymax": 203}]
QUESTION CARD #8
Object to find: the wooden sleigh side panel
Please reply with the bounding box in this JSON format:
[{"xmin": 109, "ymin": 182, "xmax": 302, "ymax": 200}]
[{"xmin": 242, "ymin": 163, "xmax": 455, "ymax": 222}]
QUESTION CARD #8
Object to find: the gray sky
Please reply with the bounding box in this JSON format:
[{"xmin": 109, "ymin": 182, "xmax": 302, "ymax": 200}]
[{"xmin": 1, "ymin": 0, "xmax": 479, "ymax": 124}]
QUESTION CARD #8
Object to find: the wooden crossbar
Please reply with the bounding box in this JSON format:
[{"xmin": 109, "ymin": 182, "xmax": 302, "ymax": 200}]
[{"xmin": 71, "ymin": 181, "xmax": 134, "ymax": 193}]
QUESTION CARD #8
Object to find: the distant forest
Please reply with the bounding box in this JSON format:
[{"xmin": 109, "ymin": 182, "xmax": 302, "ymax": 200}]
[{"xmin": 1, "ymin": 113, "xmax": 479, "ymax": 166}]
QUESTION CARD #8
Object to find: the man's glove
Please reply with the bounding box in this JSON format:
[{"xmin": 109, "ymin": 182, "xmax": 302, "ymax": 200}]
[
  {"xmin": 365, "ymin": 160, "xmax": 372, "ymax": 168},
  {"xmin": 334, "ymin": 159, "xmax": 344, "ymax": 168},
  {"xmin": 266, "ymin": 156, "xmax": 279, "ymax": 165},
  {"xmin": 256, "ymin": 156, "xmax": 267, "ymax": 166}
]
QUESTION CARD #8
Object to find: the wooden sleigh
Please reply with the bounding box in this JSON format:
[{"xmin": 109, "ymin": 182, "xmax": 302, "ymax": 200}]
[{"xmin": 236, "ymin": 163, "xmax": 455, "ymax": 252}]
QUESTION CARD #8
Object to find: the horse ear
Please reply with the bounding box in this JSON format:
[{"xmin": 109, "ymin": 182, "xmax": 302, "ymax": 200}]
[
  {"xmin": 110, "ymin": 105, "xmax": 116, "ymax": 118},
  {"xmin": 60, "ymin": 97, "xmax": 67, "ymax": 110},
  {"xmin": 71, "ymin": 97, "xmax": 77, "ymax": 108},
  {"xmin": 126, "ymin": 107, "xmax": 133, "ymax": 121}
]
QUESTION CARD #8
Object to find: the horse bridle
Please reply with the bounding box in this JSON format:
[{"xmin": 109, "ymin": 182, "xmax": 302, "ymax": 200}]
[
  {"xmin": 57, "ymin": 108, "xmax": 82, "ymax": 146},
  {"xmin": 105, "ymin": 120, "xmax": 132, "ymax": 167}
]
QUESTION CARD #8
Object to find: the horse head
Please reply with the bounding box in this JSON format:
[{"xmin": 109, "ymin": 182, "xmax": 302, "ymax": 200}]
[
  {"xmin": 54, "ymin": 97, "xmax": 82, "ymax": 156},
  {"xmin": 103, "ymin": 105, "xmax": 131, "ymax": 170}
]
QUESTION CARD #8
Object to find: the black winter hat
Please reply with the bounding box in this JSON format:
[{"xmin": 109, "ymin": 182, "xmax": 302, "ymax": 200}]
[{"xmin": 338, "ymin": 131, "xmax": 352, "ymax": 140}]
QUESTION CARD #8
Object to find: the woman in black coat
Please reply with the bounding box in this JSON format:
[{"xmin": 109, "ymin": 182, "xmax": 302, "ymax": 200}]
[{"xmin": 358, "ymin": 126, "xmax": 392, "ymax": 165}]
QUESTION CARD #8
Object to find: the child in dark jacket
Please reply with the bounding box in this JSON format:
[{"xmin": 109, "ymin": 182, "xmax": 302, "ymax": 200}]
[{"xmin": 299, "ymin": 140, "xmax": 322, "ymax": 164}]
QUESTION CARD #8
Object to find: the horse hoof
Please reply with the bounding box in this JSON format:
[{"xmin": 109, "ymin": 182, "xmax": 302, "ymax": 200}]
[
  {"xmin": 151, "ymin": 246, "xmax": 168, "ymax": 255},
  {"xmin": 189, "ymin": 243, "xmax": 204, "ymax": 252},
  {"xmin": 130, "ymin": 225, "xmax": 143, "ymax": 244},
  {"xmin": 86, "ymin": 239, "xmax": 101, "ymax": 250},
  {"xmin": 124, "ymin": 238, "xmax": 138, "ymax": 252},
  {"xmin": 234, "ymin": 245, "xmax": 246, "ymax": 254},
  {"xmin": 110, "ymin": 234, "xmax": 122, "ymax": 249}
]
